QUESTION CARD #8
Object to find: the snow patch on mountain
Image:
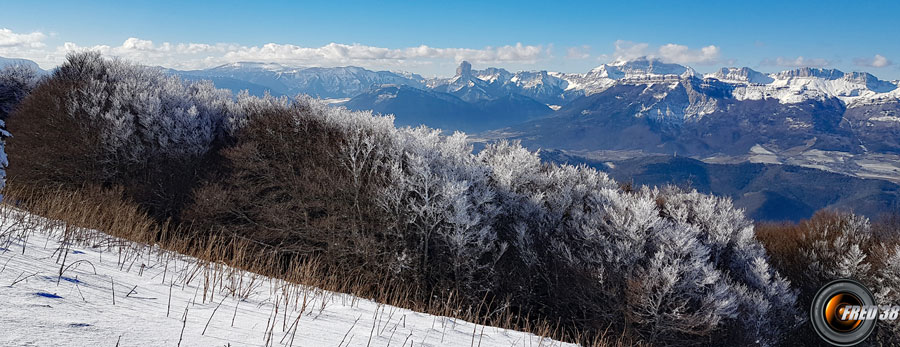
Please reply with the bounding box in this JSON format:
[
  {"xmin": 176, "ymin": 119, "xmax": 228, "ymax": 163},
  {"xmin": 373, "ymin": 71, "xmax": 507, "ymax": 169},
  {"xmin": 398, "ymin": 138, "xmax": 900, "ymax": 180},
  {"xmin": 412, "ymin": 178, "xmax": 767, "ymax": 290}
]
[{"xmin": 870, "ymin": 115, "xmax": 900, "ymax": 123}]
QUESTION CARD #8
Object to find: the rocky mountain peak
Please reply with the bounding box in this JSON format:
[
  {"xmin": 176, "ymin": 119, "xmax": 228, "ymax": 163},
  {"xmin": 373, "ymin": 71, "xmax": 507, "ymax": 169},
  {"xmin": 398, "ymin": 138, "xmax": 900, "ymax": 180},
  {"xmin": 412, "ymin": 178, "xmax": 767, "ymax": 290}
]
[
  {"xmin": 774, "ymin": 67, "xmax": 844, "ymax": 80},
  {"xmin": 707, "ymin": 67, "xmax": 774, "ymax": 84},
  {"xmin": 456, "ymin": 61, "xmax": 473, "ymax": 77}
]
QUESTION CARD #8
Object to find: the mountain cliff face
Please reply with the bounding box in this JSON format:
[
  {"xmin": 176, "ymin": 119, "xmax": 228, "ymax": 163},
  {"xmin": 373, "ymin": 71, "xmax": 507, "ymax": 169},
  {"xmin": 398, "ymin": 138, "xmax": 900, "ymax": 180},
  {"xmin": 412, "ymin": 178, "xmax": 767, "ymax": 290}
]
[
  {"xmin": 0, "ymin": 57, "xmax": 45, "ymax": 74},
  {"xmin": 708, "ymin": 67, "xmax": 774, "ymax": 84},
  {"xmin": 572, "ymin": 57, "xmax": 698, "ymax": 90}
]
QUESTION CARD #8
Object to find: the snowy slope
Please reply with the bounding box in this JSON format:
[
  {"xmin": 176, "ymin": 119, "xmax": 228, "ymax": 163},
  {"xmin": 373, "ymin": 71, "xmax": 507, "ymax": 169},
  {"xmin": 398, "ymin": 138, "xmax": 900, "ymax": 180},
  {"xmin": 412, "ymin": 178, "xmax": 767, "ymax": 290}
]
[{"xmin": 0, "ymin": 210, "xmax": 574, "ymax": 347}]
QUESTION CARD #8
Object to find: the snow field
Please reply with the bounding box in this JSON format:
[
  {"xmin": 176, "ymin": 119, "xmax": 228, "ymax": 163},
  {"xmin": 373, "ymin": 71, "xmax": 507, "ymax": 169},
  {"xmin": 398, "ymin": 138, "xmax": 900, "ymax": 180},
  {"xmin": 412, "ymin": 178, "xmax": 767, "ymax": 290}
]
[{"xmin": 0, "ymin": 209, "xmax": 574, "ymax": 347}]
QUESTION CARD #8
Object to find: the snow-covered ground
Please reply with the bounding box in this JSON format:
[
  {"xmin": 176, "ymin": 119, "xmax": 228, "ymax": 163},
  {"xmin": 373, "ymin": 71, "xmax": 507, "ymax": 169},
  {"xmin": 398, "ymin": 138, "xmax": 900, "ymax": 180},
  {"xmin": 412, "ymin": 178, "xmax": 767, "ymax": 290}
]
[{"xmin": 0, "ymin": 209, "xmax": 574, "ymax": 347}]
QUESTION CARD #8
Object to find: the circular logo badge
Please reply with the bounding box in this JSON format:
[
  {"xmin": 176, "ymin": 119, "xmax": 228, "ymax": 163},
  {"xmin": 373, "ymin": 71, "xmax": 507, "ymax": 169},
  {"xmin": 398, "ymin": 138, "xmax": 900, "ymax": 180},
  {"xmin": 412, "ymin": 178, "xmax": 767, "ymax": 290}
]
[{"xmin": 810, "ymin": 279, "xmax": 877, "ymax": 346}]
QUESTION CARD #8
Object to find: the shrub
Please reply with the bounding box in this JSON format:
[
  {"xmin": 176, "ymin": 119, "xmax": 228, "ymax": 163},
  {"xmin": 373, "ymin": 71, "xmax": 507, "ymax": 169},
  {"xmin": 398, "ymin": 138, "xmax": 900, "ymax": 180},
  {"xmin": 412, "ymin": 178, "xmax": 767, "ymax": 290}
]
[
  {"xmin": 380, "ymin": 126, "xmax": 502, "ymax": 295},
  {"xmin": 478, "ymin": 142, "xmax": 800, "ymax": 345},
  {"xmin": 187, "ymin": 96, "xmax": 505, "ymax": 298},
  {"xmin": 0, "ymin": 64, "xmax": 42, "ymax": 191},
  {"xmin": 0, "ymin": 64, "xmax": 40, "ymax": 121},
  {"xmin": 185, "ymin": 99, "xmax": 401, "ymax": 278},
  {"xmin": 6, "ymin": 52, "xmax": 231, "ymax": 218},
  {"xmin": 757, "ymin": 211, "xmax": 900, "ymax": 344}
]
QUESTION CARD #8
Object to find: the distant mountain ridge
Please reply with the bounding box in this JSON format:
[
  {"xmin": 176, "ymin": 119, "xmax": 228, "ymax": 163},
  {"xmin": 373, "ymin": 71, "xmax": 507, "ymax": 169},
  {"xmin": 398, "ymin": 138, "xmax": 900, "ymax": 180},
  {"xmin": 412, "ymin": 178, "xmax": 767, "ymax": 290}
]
[
  {"xmin": 167, "ymin": 56, "xmax": 900, "ymax": 113},
  {"xmin": 0, "ymin": 57, "xmax": 45, "ymax": 73},
  {"xmin": 175, "ymin": 62, "xmax": 425, "ymax": 99},
  {"xmin": 5, "ymin": 55, "xmax": 899, "ymax": 107},
  {"xmin": 486, "ymin": 60, "xmax": 900, "ymax": 149}
]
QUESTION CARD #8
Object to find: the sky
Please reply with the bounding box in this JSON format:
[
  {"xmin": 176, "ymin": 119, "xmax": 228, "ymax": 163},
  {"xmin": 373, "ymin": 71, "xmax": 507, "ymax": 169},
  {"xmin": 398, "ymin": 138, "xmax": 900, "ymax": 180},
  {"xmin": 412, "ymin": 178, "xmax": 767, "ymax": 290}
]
[{"xmin": 1, "ymin": 0, "xmax": 899, "ymax": 79}]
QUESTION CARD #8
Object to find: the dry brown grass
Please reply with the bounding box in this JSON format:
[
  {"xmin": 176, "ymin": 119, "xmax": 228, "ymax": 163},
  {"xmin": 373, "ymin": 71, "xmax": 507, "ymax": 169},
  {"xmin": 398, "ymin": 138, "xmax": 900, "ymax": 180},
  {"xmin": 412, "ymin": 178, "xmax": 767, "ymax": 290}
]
[{"xmin": 2, "ymin": 182, "xmax": 642, "ymax": 347}]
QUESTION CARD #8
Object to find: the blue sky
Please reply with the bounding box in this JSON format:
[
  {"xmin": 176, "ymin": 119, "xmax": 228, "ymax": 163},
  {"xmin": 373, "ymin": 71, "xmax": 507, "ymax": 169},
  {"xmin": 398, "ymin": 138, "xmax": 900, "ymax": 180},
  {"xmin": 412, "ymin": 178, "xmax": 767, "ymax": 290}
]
[{"xmin": 1, "ymin": 0, "xmax": 899, "ymax": 78}]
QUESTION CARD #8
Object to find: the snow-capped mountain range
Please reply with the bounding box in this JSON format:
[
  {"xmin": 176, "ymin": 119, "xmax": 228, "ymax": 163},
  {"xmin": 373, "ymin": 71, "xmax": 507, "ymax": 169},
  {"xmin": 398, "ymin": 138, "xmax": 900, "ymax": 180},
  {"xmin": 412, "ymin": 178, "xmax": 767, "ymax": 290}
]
[
  {"xmin": 161, "ymin": 56, "xmax": 900, "ymax": 111},
  {"xmin": 425, "ymin": 57, "xmax": 900, "ymax": 106},
  {"xmin": 170, "ymin": 56, "xmax": 900, "ymax": 114},
  {"xmin": 4, "ymin": 54, "xmax": 898, "ymax": 109},
  {"xmin": 166, "ymin": 58, "xmax": 900, "ymax": 170}
]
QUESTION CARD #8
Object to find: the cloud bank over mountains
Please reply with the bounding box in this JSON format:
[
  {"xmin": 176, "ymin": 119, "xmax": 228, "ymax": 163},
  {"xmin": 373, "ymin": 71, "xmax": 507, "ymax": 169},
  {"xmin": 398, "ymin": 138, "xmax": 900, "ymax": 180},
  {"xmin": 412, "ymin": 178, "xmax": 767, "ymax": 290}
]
[
  {"xmin": 0, "ymin": 27, "xmax": 894, "ymax": 78},
  {"xmin": 601, "ymin": 40, "xmax": 722, "ymax": 65},
  {"xmin": 855, "ymin": 54, "xmax": 893, "ymax": 68},
  {"xmin": 59, "ymin": 38, "xmax": 549, "ymax": 71},
  {"xmin": 0, "ymin": 28, "xmax": 46, "ymax": 48},
  {"xmin": 760, "ymin": 56, "xmax": 834, "ymax": 68}
]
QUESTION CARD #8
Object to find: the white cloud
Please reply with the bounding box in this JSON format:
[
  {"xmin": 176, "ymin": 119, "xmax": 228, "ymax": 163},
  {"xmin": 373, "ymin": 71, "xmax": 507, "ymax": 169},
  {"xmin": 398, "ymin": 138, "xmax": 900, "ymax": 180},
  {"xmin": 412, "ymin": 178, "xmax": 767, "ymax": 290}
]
[
  {"xmin": 854, "ymin": 54, "xmax": 892, "ymax": 68},
  {"xmin": 760, "ymin": 56, "xmax": 834, "ymax": 68},
  {"xmin": 0, "ymin": 28, "xmax": 54, "ymax": 68},
  {"xmin": 604, "ymin": 40, "xmax": 721, "ymax": 65},
  {"xmin": 565, "ymin": 45, "xmax": 591, "ymax": 59},
  {"xmin": 223, "ymin": 42, "xmax": 546, "ymax": 65},
  {"xmin": 56, "ymin": 38, "xmax": 548, "ymax": 71},
  {"xmin": 610, "ymin": 40, "xmax": 650, "ymax": 61},
  {"xmin": 658, "ymin": 43, "xmax": 720, "ymax": 65},
  {"xmin": 0, "ymin": 28, "xmax": 46, "ymax": 48}
]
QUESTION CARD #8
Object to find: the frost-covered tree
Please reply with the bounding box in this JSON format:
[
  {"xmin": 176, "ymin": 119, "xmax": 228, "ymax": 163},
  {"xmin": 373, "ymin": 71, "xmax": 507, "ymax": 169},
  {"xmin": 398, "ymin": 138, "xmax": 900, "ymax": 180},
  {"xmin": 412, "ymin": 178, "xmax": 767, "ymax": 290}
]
[
  {"xmin": 872, "ymin": 244, "xmax": 900, "ymax": 342},
  {"xmin": 758, "ymin": 211, "xmax": 900, "ymax": 344},
  {"xmin": 372, "ymin": 127, "xmax": 502, "ymax": 293},
  {"xmin": 0, "ymin": 64, "xmax": 40, "ymax": 120},
  {"xmin": 0, "ymin": 64, "xmax": 41, "ymax": 192},
  {"xmin": 652, "ymin": 188, "xmax": 800, "ymax": 344},
  {"xmin": 55, "ymin": 52, "xmax": 230, "ymax": 171},
  {"xmin": 477, "ymin": 141, "xmax": 799, "ymax": 346},
  {"xmin": 7, "ymin": 52, "xmax": 233, "ymax": 217}
]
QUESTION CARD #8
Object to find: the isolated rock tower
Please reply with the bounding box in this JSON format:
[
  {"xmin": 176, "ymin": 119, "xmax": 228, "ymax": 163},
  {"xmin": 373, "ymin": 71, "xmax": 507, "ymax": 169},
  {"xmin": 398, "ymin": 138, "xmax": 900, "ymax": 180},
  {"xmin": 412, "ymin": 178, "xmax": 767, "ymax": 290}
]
[{"xmin": 456, "ymin": 61, "xmax": 472, "ymax": 77}]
